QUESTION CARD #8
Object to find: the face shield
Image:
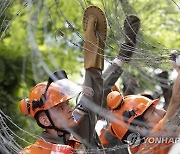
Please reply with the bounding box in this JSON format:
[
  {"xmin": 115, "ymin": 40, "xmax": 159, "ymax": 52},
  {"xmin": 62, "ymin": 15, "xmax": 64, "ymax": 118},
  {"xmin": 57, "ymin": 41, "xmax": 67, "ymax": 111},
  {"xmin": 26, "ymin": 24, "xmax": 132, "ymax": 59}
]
[
  {"xmin": 46, "ymin": 70, "xmax": 94, "ymax": 106},
  {"xmin": 55, "ymin": 79, "xmax": 83, "ymax": 106},
  {"xmin": 48, "ymin": 71, "xmax": 94, "ymax": 129}
]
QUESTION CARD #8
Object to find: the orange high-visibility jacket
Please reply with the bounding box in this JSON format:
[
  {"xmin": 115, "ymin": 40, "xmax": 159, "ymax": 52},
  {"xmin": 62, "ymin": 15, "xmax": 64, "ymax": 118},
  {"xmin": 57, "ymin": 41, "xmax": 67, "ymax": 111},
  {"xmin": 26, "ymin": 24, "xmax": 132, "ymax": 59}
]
[{"xmin": 19, "ymin": 138, "xmax": 81, "ymax": 154}]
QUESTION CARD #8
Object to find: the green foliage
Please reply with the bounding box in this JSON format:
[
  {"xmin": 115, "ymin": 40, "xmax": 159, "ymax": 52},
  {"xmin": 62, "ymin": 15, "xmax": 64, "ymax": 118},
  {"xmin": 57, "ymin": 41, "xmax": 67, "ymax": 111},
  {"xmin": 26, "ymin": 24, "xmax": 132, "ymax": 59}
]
[{"xmin": 0, "ymin": 0, "xmax": 179, "ymax": 150}]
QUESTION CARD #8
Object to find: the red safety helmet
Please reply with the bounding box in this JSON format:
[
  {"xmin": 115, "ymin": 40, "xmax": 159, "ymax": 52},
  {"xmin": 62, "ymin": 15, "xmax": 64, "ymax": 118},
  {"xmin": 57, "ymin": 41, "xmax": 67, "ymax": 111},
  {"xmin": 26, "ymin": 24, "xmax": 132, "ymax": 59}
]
[{"xmin": 107, "ymin": 91, "xmax": 158, "ymax": 140}]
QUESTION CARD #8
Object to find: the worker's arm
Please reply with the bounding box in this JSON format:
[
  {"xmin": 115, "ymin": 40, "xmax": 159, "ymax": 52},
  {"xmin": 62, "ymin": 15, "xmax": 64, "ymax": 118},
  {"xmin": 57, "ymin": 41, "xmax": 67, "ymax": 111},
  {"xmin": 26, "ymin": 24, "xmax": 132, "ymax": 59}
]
[
  {"xmin": 164, "ymin": 55, "xmax": 180, "ymax": 121},
  {"xmin": 165, "ymin": 71, "xmax": 180, "ymax": 120}
]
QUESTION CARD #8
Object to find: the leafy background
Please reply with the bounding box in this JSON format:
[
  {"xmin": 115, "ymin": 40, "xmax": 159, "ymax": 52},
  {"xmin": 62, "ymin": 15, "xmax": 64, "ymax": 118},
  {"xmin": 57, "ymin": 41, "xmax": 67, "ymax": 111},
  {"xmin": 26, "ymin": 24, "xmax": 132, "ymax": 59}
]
[{"xmin": 0, "ymin": 0, "xmax": 179, "ymax": 150}]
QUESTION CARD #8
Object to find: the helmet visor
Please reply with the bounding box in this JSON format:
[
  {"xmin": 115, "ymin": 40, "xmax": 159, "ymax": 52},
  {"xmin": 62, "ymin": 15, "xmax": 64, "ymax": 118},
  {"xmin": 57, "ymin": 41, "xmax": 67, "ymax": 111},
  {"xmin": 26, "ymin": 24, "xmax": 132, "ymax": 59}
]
[{"xmin": 54, "ymin": 79, "xmax": 83, "ymax": 105}]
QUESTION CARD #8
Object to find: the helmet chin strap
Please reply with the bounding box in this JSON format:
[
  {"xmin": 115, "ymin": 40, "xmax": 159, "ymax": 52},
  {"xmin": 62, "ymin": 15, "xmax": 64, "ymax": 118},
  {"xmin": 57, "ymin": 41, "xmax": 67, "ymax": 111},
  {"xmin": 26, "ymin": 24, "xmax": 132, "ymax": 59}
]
[{"xmin": 44, "ymin": 110, "xmax": 70, "ymax": 144}]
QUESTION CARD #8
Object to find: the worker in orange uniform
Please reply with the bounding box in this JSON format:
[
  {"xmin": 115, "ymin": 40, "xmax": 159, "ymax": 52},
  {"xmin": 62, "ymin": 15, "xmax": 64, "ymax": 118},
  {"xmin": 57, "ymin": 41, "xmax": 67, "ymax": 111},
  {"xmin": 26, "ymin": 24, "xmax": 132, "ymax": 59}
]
[
  {"xmin": 138, "ymin": 50, "xmax": 180, "ymax": 154},
  {"xmin": 19, "ymin": 5, "xmax": 107, "ymax": 153},
  {"xmin": 100, "ymin": 50, "xmax": 180, "ymax": 154},
  {"xmin": 100, "ymin": 13, "xmax": 141, "ymax": 154}
]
